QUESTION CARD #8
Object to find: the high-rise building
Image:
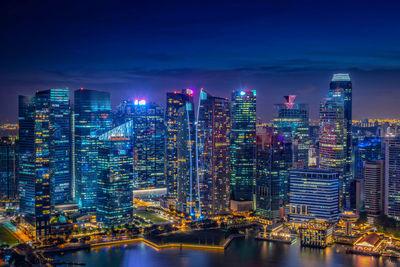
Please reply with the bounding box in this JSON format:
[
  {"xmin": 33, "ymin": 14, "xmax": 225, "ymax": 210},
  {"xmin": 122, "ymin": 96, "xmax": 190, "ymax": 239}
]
[
  {"xmin": 255, "ymin": 122, "xmax": 273, "ymax": 218},
  {"xmin": 196, "ymin": 90, "xmax": 231, "ymax": 217},
  {"xmin": 288, "ymin": 169, "xmax": 339, "ymax": 223},
  {"xmin": 18, "ymin": 89, "xmax": 71, "ymax": 238},
  {"xmin": 273, "ymin": 95, "xmax": 310, "ymax": 169},
  {"xmin": 354, "ymin": 137, "xmax": 383, "ymax": 180},
  {"xmin": 18, "ymin": 95, "xmax": 36, "ymax": 219},
  {"xmin": 0, "ymin": 137, "xmax": 17, "ymax": 200},
  {"xmin": 230, "ymin": 89, "xmax": 256, "ymax": 205},
  {"xmin": 319, "ymin": 88, "xmax": 351, "ymax": 208},
  {"xmin": 74, "ymin": 89, "xmax": 111, "ymax": 213},
  {"xmin": 176, "ymin": 93, "xmax": 198, "ymax": 216},
  {"xmin": 36, "ymin": 89, "xmax": 72, "ymax": 205},
  {"xmin": 385, "ymin": 138, "xmax": 400, "ymax": 219},
  {"xmin": 325, "ymin": 73, "xmax": 353, "ymax": 208},
  {"xmin": 97, "ymin": 123, "xmax": 133, "ymax": 227},
  {"xmin": 115, "ymin": 99, "xmax": 165, "ymax": 190},
  {"xmin": 271, "ymin": 95, "xmax": 310, "ymax": 219},
  {"xmin": 364, "ymin": 160, "xmax": 385, "ymax": 216},
  {"xmin": 165, "ymin": 89, "xmax": 195, "ymax": 201},
  {"xmin": 330, "ymin": 73, "xmax": 352, "ymax": 171}
]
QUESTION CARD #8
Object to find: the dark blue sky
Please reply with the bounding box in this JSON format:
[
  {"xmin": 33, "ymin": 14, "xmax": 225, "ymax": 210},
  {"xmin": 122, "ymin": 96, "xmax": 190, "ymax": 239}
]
[{"xmin": 1, "ymin": 0, "xmax": 400, "ymax": 122}]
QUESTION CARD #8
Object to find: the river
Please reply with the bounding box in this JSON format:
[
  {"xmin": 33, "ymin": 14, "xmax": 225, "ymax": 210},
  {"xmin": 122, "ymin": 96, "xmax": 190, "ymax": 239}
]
[{"xmin": 53, "ymin": 237, "xmax": 399, "ymax": 267}]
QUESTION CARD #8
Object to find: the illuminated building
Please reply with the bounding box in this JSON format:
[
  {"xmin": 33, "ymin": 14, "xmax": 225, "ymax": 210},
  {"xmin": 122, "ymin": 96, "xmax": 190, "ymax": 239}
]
[
  {"xmin": 97, "ymin": 123, "xmax": 133, "ymax": 226},
  {"xmin": 230, "ymin": 89, "xmax": 256, "ymax": 206},
  {"xmin": 255, "ymin": 122, "xmax": 273, "ymax": 218},
  {"xmin": 364, "ymin": 160, "xmax": 385, "ymax": 216},
  {"xmin": 354, "ymin": 137, "xmax": 383, "ymax": 180},
  {"xmin": 115, "ymin": 99, "xmax": 165, "ymax": 190},
  {"xmin": 330, "ymin": 73, "xmax": 352, "ymax": 175},
  {"xmin": 176, "ymin": 92, "xmax": 198, "ymax": 216},
  {"xmin": 319, "ymin": 87, "xmax": 351, "ymax": 208},
  {"xmin": 271, "ymin": 95, "xmax": 310, "ymax": 219},
  {"xmin": 353, "ymin": 233, "xmax": 384, "ymax": 254},
  {"xmin": 74, "ymin": 89, "xmax": 112, "ymax": 213},
  {"xmin": 288, "ymin": 169, "xmax": 339, "ymax": 223},
  {"xmin": 165, "ymin": 89, "xmax": 195, "ymax": 201},
  {"xmin": 385, "ymin": 137, "xmax": 400, "ymax": 219},
  {"xmin": 196, "ymin": 90, "xmax": 231, "ymax": 217},
  {"xmin": 298, "ymin": 221, "xmax": 334, "ymax": 248},
  {"xmin": 0, "ymin": 137, "xmax": 17, "ymax": 201},
  {"xmin": 273, "ymin": 95, "xmax": 310, "ymax": 168},
  {"xmin": 18, "ymin": 89, "xmax": 71, "ymax": 238}
]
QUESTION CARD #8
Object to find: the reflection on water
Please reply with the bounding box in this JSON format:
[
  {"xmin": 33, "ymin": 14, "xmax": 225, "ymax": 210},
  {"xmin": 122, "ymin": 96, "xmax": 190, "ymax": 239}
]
[{"xmin": 53, "ymin": 237, "xmax": 399, "ymax": 267}]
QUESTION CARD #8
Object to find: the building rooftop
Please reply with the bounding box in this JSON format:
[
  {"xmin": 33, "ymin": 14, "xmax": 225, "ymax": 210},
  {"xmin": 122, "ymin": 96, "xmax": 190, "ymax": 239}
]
[{"xmin": 331, "ymin": 73, "xmax": 351, "ymax": 82}]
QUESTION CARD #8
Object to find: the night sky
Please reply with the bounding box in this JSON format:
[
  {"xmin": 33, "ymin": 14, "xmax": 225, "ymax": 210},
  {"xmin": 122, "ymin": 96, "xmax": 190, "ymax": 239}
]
[{"xmin": 1, "ymin": 0, "xmax": 400, "ymax": 123}]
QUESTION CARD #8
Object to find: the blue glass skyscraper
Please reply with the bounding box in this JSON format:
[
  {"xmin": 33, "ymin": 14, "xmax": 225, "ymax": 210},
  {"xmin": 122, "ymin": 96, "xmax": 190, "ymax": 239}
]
[
  {"xmin": 231, "ymin": 89, "xmax": 256, "ymax": 203},
  {"xmin": 74, "ymin": 89, "xmax": 111, "ymax": 213}
]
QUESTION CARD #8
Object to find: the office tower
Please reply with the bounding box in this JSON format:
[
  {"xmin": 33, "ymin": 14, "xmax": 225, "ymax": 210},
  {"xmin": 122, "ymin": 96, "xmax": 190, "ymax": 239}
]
[
  {"xmin": 197, "ymin": 90, "xmax": 231, "ymax": 217},
  {"xmin": 255, "ymin": 122, "xmax": 273, "ymax": 218},
  {"xmin": 74, "ymin": 89, "xmax": 111, "ymax": 213},
  {"xmin": 288, "ymin": 169, "xmax": 339, "ymax": 223},
  {"xmin": 354, "ymin": 137, "xmax": 383, "ymax": 179},
  {"xmin": 0, "ymin": 137, "xmax": 17, "ymax": 200},
  {"xmin": 176, "ymin": 93, "xmax": 198, "ymax": 216},
  {"xmin": 36, "ymin": 89, "xmax": 72, "ymax": 205},
  {"xmin": 271, "ymin": 95, "xmax": 309, "ymax": 219},
  {"xmin": 18, "ymin": 89, "xmax": 71, "ymax": 238},
  {"xmin": 230, "ymin": 89, "xmax": 256, "ymax": 205},
  {"xmin": 97, "ymin": 123, "xmax": 133, "ymax": 226},
  {"xmin": 18, "ymin": 96, "xmax": 36, "ymax": 220},
  {"xmin": 330, "ymin": 73, "xmax": 352, "ymax": 172},
  {"xmin": 165, "ymin": 89, "xmax": 195, "ymax": 201},
  {"xmin": 319, "ymin": 88, "xmax": 351, "ymax": 208},
  {"xmin": 385, "ymin": 138, "xmax": 400, "ymax": 219},
  {"xmin": 115, "ymin": 99, "xmax": 165, "ymax": 190},
  {"xmin": 273, "ymin": 95, "xmax": 310, "ymax": 169},
  {"xmin": 364, "ymin": 160, "xmax": 385, "ymax": 216}
]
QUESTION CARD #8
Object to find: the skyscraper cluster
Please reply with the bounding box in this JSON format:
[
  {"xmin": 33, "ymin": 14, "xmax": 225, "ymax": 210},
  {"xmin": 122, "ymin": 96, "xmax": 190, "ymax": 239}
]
[{"xmin": 10, "ymin": 73, "xmax": 400, "ymax": 239}]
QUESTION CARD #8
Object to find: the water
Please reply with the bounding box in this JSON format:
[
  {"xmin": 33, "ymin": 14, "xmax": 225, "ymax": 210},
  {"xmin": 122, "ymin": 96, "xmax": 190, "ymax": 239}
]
[{"xmin": 53, "ymin": 237, "xmax": 399, "ymax": 267}]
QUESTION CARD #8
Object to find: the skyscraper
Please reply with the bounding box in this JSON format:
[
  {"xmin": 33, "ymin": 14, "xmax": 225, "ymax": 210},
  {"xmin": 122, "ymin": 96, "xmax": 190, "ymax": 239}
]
[
  {"xmin": 165, "ymin": 89, "xmax": 195, "ymax": 202},
  {"xmin": 231, "ymin": 89, "xmax": 256, "ymax": 206},
  {"xmin": 354, "ymin": 137, "xmax": 383, "ymax": 180},
  {"xmin": 255, "ymin": 122, "xmax": 273, "ymax": 218},
  {"xmin": 385, "ymin": 138, "xmax": 400, "ymax": 219},
  {"xmin": 319, "ymin": 87, "xmax": 350, "ymax": 208},
  {"xmin": 36, "ymin": 89, "xmax": 72, "ymax": 205},
  {"xmin": 18, "ymin": 89, "xmax": 71, "ymax": 238},
  {"xmin": 364, "ymin": 160, "xmax": 385, "ymax": 217},
  {"xmin": 176, "ymin": 93, "xmax": 198, "ymax": 216},
  {"xmin": 330, "ymin": 73, "xmax": 352, "ymax": 173},
  {"xmin": 288, "ymin": 169, "xmax": 339, "ymax": 223},
  {"xmin": 197, "ymin": 89, "xmax": 231, "ymax": 217},
  {"xmin": 273, "ymin": 95, "xmax": 310, "ymax": 169},
  {"xmin": 74, "ymin": 89, "xmax": 112, "ymax": 213},
  {"xmin": 97, "ymin": 123, "xmax": 133, "ymax": 227},
  {"xmin": 0, "ymin": 137, "xmax": 17, "ymax": 201},
  {"xmin": 115, "ymin": 99, "xmax": 165, "ymax": 190},
  {"xmin": 271, "ymin": 95, "xmax": 310, "ymax": 219}
]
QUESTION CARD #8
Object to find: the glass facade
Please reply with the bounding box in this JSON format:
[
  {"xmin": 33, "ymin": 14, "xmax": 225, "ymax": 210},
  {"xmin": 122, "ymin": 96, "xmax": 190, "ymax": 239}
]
[
  {"xmin": 165, "ymin": 90, "xmax": 194, "ymax": 201},
  {"xmin": 97, "ymin": 126, "xmax": 133, "ymax": 227},
  {"xmin": 288, "ymin": 169, "xmax": 339, "ymax": 223},
  {"xmin": 0, "ymin": 137, "xmax": 17, "ymax": 201},
  {"xmin": 116, "ymin": 99, "xmax": 165, "ymax": 190},
  {"xmin": 385, "ymin": 137, "xmax": 400, "ymax": 219},
  {"xmin": 197, "ymin": 90, "xmax": 231, "ymax": 217},
  {"xmin": 74, "ymin": 89, "xmax": 111, "ymax": 213},
  {"xmin": 230, "ymin": 90, "xmax": 256, "ymax": 202},
  {"xmin": 319, "ymin": 88, "xmax": 350, "ymax": 208}
]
